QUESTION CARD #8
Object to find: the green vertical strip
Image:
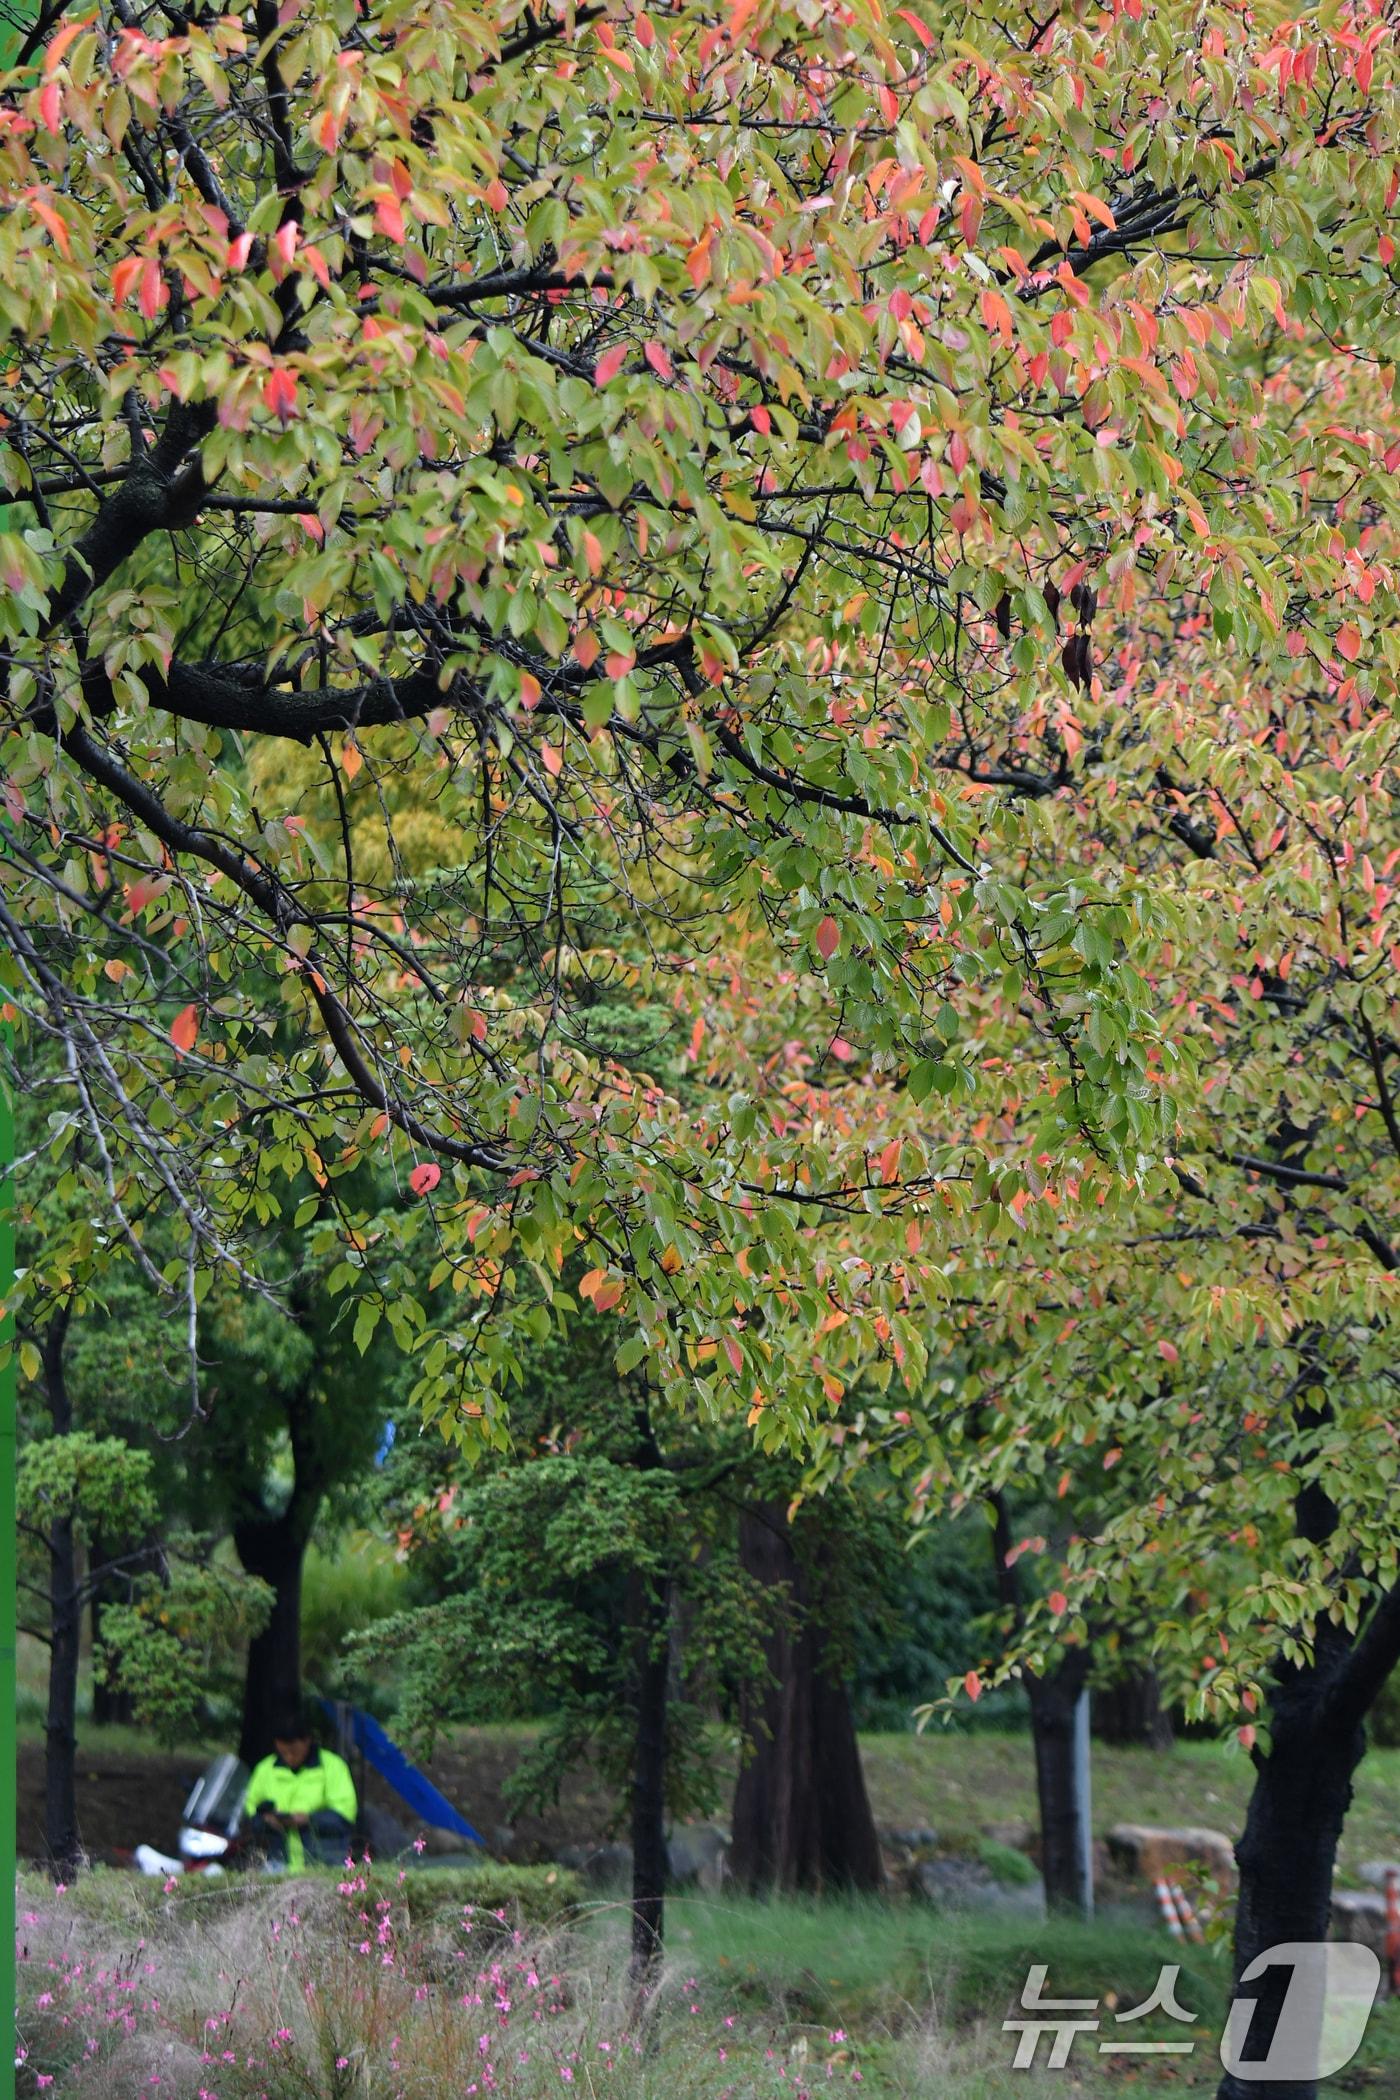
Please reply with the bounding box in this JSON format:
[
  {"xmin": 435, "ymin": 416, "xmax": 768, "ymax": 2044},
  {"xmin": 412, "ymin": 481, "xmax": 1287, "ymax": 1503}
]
[
  {"xmin": 1, "ymin": 20, "xmax": 35, "ymax": 2098},
  {"xmin": 0, "ymin": 1036, "xmax": 14, "ymax": 2100}
]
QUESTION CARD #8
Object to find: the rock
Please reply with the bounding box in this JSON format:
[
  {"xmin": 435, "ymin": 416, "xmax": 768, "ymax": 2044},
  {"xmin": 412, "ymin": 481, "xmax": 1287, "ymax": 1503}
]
[
  {"xmin": 1331, "ymin": 1890, "xmax": 1389, "ymax": 1967},
  {"xmin": 415, "ymin": 1822, "xmax": 472, "ymax": 1857},
  {"xmin": 984, "ymin": 1820, "xmax": 1035, "ymax": 1852},
  {"xmin": 667, "ymin": 1824, "xmax": 730, "ymax": 1890},
  {"xmin": 880, "ymin": 1825, "xmax": 939, "ymax": 1852},
  {"xmin": 1358, "ymin": 1861, "xmax": 1400, "ymax": 1890},
  {"xmin": 491, "ymin": 1825, "xmax": 517, "ymax": 1861},
  {"xmin": 361, "ymin": 1803, "xmax": 414, "ymax": 1860},
  {"xmin": 910, "ymin": 1856, "xmax": 1046, "ymax": 1919},
  {"xmin": 555, "ymin": 1840, "xmax": 633, "ymax": 1888},
  {"xmin": 1106, "ymin": 1824, "xmax": 1235, "ymax": 1887}
]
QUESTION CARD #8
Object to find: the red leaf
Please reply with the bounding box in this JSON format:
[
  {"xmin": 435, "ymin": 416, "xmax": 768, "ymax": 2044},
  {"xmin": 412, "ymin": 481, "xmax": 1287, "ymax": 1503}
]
[
  {"xmin": 964, "ymin": 1670, "xmax": 982, "ymax": 1702},
  {"xmin": 111, "ymin": 256, "xmax": 142, "ymax": 306},
  {"xmin": 878, "ymin": 1137, "xmax": 902, "ymax": 1185},
  {"xmin": 1048, "ymin": 1590, "xmax": 1068, "ymax": 1616},
  {"xmin": 1337, "ymin": 622, "xmax": 1362, "ymax": 662},
  {"xmin": 409, "ymin": 1162, "xmax": 442, "ymax": 1195},
  {"xmin": 1103, "ymin": 1446, "xmax": 1122, "ymax": 1469},
  {"xmin": 593, "ymin": 344, "xmax": 628, "ymax": 386},
  {"xmin": 1158, "ymin": 1338, "xmax": 1179, "ymax": 1363},
  {"xmin": 519, "ymin": 672, "xmax": 542, "ymax": 711},
  {"xmin": 139, "ymin": 255, "xmax": 167, "ymax": 320},
  {"xmin": 644, "ymin": 339, "xmax": 673, "ymax": 380},
  {"xmin": 170, "ymin": 1004, "xmax": 199, "ymax": 1057},
  {"xmin": 815, "ymin": 915, "xmax": 840, "ymax": 961},
  {"xmin": 263, "ymin": 367, "xmax": 298, "ymax": 423},
  {"xmin": 375, "ymin": 193, "xmax": 406, "ymax": 244},
  {"xmin": 724, "ymin": 1335, "xmax": 743, "ymax": 1373},
  {"xmin": 1237, "ymin": 1724, "xmax": 1256, "ymax": 1751}
]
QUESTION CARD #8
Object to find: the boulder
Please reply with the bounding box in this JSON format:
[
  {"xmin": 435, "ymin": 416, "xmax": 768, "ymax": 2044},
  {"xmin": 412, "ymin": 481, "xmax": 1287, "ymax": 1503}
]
[
  {"xmin": 880, "ymin": 1825, "xmax": 939, "ymax": 1852},
  {"xmin": 1106, "ymin": 1824, "xmax": 1235, "ymax": 1887},
  {"xmin": 1358, "ymin": 1861, "xmax": 1400, "ymax": 1890},
  {"xmin": 984, "ymin": 1819, "xmax": 1035, "ymax": 1853},
  {"xmin": 667, "ymin": 1823, "xmax": 730, "ymax": 1890},
  {"xmin": 555, "ymin": 1840, "xmax": 633, "ymax": 1888},
  {"xmin": 910, "ymin": 1855, "xmax": 1046, "ymax": 1919},
  {"xmin": 1331, "ymin": 1890, "xmax": 1389, "ymax": 1969}
]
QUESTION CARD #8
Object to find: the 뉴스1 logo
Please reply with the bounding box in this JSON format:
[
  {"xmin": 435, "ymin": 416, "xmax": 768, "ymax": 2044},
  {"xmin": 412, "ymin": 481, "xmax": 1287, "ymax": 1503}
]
[{"xmin": 1005, "ymin": 1944, "xmax": 1381, "ymax": 2080}]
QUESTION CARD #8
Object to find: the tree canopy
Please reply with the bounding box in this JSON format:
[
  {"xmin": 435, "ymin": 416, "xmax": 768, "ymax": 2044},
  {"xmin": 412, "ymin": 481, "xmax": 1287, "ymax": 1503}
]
[{"xmin": 10, "ymin": 0, "xmax": 1394, "ymax": 1443}]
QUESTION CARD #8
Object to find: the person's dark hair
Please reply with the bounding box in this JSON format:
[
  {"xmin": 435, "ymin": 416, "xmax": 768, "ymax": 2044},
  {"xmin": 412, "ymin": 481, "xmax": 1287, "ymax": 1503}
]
[{"xmin": 269, "ymin": 1706, "xmax": 315, "ymax": 1744}]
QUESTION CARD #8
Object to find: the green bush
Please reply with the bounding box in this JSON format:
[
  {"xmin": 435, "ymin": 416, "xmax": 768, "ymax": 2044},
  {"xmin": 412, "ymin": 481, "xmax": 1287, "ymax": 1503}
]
[
  {"xmin": 973, "ymin": 1837, "xmax": 1037, "ymax": 1888},
  {"xmin": 349, "ymin": 1861, "xmax": 586, "ymax": 1930}
]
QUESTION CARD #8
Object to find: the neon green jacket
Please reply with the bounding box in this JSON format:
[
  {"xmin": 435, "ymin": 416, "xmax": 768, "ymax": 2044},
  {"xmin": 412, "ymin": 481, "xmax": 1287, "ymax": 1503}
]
[{"xmin": 244, "ymin": 1746, "xmax": 357, "ymax": 1866}]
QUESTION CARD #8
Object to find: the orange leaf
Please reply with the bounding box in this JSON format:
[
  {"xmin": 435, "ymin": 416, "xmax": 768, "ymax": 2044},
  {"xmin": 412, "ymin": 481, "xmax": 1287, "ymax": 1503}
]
[
  {"xmin": 170, "ymin": 1004, "xmax": 199, "ymax": 1056},
  {"xmin": 341, "ymin": 737, "xmax": 362, "ymax": 780},
  {"xmin": 375, "ymin": 193, "xmax": 406, "ymax": 244},
  {"xmin": 519, "ymin": 672, "xmax": 542, "ymax": 710}
]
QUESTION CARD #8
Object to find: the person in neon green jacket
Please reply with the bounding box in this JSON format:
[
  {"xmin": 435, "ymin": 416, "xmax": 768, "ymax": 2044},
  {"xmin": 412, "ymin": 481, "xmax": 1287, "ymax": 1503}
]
[{"xmin": 243, "ymin": 1708, "xmax": 358, "ymax": 1870}]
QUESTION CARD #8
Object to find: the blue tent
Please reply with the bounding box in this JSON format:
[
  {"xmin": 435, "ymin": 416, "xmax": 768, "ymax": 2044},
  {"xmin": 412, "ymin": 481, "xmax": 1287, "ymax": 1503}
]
[{"xmin": 321, "ymin": 1699, "xmax": 484, "ymax": 1847}]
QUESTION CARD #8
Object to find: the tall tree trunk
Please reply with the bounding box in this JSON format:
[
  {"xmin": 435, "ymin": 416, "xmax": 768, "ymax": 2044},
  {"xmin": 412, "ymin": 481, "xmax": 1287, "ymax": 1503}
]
[
  {"xmin": 629, "ymin": 1569, "xmax": 671, "ymax": 1997},
  {"xmin": 730, "ymin": 1501, "xmax": 883, "ymax": 1894},
  {"xmin": 1093, "ymin": 1666, "xmax": 1173, "ymax": 1748},
  {"xmin": 234, "ymin": 1507, "xmax": 312, "ymax": 1765},
  {"xmin": 1218, "ymin": 1671, "xmax": 1365, "ymax": 2100},
  {"xmin": 89, "ymin": 1528, "xmax": 135, "ymax": 1727},
  {"xmin": 987, "ymin": 1489, "xmax": 1091, "ymax": 1916},
  {"xmin": 1028, "ymin": 1651, "xmax": 1091, "ymax": 1913},
  {"xmin": 42, "ymin": 1313, "xmax": 81, "ymax": 1878}
]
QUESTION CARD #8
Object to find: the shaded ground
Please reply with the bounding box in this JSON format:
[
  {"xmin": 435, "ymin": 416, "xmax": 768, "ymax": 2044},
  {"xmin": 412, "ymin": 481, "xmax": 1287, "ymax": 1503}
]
[
  {"xmin": 16, "ymin": 1722, "xmax": 622, "ymax": 1869},
  {"xmin": 19, "ymin": 1723, "xmax": 1400, "ymax": 1885}
]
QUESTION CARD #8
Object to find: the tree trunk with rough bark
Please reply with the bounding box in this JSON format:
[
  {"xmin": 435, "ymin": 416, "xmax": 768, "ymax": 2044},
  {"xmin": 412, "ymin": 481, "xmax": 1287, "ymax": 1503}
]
[
  {"xmin": 629, "ymin": 1569, "xmax": 671, "ymax": 2000},
  {"xmin": 1029, "ymin": 1651, "xmax": 1091, "ymax": 1914},
  {"xmin": 1217, "ymin": 1673, "xmax": 1365, "ymax": 2100},
  {"xmin": 730, "ymin": 1501, "xmax": 884, "ymax": 1894},
  {"xmin": 234, "ymin": 1507, "xmax": 312, "ymax": 1765},
  {"xmin": 1093, "ymin": 1666, "xmax": 1173, "ymax": 1749},
  {"xmin": 41, "ymin": 1313, "xmax": 82, "ymax": 1878}
]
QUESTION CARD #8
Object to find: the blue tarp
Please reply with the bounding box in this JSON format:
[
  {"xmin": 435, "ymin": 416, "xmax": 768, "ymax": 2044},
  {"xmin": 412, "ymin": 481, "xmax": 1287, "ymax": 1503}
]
[{"xmin": 322, "ymin": 1700, "xmax": 484, "ymax": 1846}]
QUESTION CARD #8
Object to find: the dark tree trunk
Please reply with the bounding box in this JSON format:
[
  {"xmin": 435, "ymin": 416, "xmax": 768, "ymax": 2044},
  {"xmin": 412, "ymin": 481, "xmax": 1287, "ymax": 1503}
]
[
  {"xmin": 234, "ymin": 1509, "xmax": 311, "ymax": 1765},
  {"xmin": 730, "ymin": 1501, "xmax": 884, "ymax": 1894},
  {"xmin": 1093, "ymin": 1666, "xmax": 1173, "ymax": 1749},
  {"xmin": 629, "ymin": 1569, "xmax": 671, "ymax": 1996},
  {"xmin": 89, "ymin": 1529, "xmax": 135, "ymax": 1727},
  {"xmin": 1217, "ymin": 1678, "xmax": 1364, "ymax": 2100},
  {"xmin": 986, "ymin": 1489, "xmax": 1091, "ymax": 1916},
  {"xmin": 1028, "ymin": 1651, "xmax": 1091, "ymax": 1914},
  {"xmin": 42, "ymin": 1313, "xmax": 82, "ymax": 1879}
]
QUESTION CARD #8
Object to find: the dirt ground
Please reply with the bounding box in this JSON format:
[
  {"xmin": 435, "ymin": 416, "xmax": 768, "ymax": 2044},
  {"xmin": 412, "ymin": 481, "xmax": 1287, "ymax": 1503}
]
[{"xmin": 17, "ymin": 1727, "xmax": 623, "ymax": 1869}]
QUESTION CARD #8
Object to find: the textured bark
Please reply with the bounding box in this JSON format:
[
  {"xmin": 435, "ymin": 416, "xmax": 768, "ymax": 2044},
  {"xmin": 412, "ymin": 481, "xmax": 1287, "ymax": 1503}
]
[
  {"xmin": 1216, "ymin": 1677, "xmax": 1364, "ymax": 2100},
  {"xmin": 730, "ymin": 1502, "xmax": 884, "ymax": 1894},
  {"xmin": 628, "ymin": 1570, "xmax": 671, "ymax": 1998},
  {"xmin": 41, "ymin": 1313, "xmax": 82, "ymax": 1878},
  {"xmin": 1092, "ymin": 1666, "xmax": 1173, "ymax": 1749},
  {"xmin": 1028, "ymin": 1651, "xmax": 1091, "ymax": 1914},
  {"xmin": 234, "ymin": 1509, "xmax": 312, "ymax": 1766}
]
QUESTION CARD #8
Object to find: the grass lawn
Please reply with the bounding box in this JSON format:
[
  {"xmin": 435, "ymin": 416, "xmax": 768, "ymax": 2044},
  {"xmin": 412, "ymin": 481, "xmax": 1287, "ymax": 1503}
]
[
  {"xmin": 20, "ymin": 1871, "xmax": 1400, "ymax": 2097},
  {"xmin": 858, "ymin": 1730, "xmax": 1400, "ymax": 1887}
]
